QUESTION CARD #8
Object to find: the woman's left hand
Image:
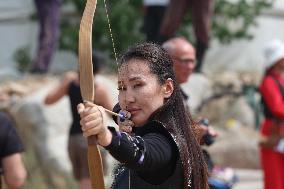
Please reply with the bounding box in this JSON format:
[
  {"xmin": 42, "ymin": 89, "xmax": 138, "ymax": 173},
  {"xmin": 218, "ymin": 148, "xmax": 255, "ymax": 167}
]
[{"xmin": 77, "ymin": 102, "xmax": 112, "ymax": 146}]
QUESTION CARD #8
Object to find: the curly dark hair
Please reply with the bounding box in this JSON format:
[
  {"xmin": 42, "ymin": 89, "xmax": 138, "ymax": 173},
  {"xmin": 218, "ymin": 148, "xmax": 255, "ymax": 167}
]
[{"xmin": 118, "ymin": 43, "xmax": 208, "ymax": 189}]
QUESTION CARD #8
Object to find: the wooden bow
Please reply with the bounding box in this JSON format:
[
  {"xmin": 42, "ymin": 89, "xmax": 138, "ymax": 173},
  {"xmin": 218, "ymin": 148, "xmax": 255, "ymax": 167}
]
[{"xmin": 78, "ymin": 0, "xmax": 105, "ymax": 188}]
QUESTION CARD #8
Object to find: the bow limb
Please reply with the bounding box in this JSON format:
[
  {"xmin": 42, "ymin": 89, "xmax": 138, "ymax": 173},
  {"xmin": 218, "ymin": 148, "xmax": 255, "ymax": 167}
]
[{"xmin": 78, "ymin": 0, "xmax": 105, "ymax": 189}]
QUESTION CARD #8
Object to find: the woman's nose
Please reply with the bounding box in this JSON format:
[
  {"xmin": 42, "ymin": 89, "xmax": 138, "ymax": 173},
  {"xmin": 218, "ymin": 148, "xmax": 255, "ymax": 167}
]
[{"xmin": 125, "ymin": 89, "xmax": 135, "ymax": 103}]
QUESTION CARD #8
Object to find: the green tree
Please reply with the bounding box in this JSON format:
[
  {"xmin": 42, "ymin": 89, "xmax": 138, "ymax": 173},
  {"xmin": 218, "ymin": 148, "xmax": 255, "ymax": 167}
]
[
  {"xmin": 60, "ymin": 0, "xmax": 143, "ymax": 57},
  {"xmin": 212, "ymin": 0, "xmax": 274, "ymax": 43},
  {"xmin": 179, "ymin": 0, "xmax": 274, "ymax": 43}
]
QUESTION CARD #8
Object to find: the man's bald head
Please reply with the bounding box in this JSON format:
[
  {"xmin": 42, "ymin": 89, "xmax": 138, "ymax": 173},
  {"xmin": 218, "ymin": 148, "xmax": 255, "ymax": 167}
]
[
  {"xmin": 162, "ymin": 37, "xmax": 196, "ymax": 84},
  {"xmin": 162, "ymin": 37, "xmax": 195, "ymax": 55}
]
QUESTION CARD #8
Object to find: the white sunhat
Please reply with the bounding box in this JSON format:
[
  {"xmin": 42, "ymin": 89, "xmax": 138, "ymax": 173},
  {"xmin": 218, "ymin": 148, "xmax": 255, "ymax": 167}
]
[{"xmin": 264, "ymin": 39, "xmax": 284, "ymax": 70}]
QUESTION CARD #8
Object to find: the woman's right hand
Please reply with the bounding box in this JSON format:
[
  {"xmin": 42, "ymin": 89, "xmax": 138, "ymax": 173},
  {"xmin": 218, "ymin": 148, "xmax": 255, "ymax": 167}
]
[
  {"xmin": 77, "ymin": 102, "xmax": 112, "ymax": 146},
  {"xmin": 118, "ymin": 110, "xmax": 134, "ymax": 133}
]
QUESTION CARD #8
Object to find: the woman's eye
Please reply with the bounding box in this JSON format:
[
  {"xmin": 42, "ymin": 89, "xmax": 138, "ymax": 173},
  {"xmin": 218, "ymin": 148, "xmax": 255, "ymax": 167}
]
[
  {"xmin": 117, "ymin": 86, "xmax": 126, "ymax": 91},
  {"xmin": 133, "ymin": 83, "xmax": 142, "ymax": 89}
]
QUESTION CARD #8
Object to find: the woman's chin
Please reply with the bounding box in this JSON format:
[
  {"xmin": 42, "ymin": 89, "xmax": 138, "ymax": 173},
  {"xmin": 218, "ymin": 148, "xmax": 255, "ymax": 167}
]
[{"xmin": 132, "ymin": 117, "xmax": 147, "ymax": 127}]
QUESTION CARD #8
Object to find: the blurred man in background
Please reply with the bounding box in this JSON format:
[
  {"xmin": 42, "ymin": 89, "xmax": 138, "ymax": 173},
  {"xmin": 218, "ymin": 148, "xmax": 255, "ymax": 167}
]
[
  {"xmin": 44, "ymin": 51, "xmax": 114, "ymax": 189},
  {"xmin": 162, "ymin": 37, "xmax": 195, "ymax": 85},
  {"xmin": 162, "ymin": 37, "xmax": 217, "ymax": 142},
  {"xmin": 163, "ymin": 37, "xmax": 237, "ymax": 189}
]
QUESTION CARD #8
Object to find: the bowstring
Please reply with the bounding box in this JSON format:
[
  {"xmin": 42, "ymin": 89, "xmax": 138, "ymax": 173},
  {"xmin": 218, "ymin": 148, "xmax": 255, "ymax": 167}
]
[
  {"xmin": 103, "ymin": 0, "xmax": 126, "ymax": 108},
  {"xmin": 103, "ymin": 0, "xmax": 118, "ymax": 65}
]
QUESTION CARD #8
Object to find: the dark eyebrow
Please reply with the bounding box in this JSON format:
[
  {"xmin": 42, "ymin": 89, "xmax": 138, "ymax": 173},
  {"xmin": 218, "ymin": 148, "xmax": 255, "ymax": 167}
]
[
  {"xmin": 117, "ymin": 77, "xmax": 142, "ymax": 85},
  {"xmin": 129, "ymin": 77, "xmax": 142, "ymax": 82}
]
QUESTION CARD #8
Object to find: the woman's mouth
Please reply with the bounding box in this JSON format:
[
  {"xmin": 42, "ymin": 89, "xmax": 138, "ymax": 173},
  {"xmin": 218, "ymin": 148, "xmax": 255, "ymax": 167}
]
[{"xmin": 127, "ymin": 108, "xmax": 140, "ymax": 116}]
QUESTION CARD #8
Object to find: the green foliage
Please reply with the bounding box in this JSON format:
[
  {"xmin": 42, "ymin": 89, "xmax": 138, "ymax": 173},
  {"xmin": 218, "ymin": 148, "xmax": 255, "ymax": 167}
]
[
  {"xmin": 179, "ymin": 0, "xmax": 273, "ymax": 43},
  {"xmin": 13, "ymin": 46, "xmax": 32, "ymax": 72},
  {"xmin": 60, "ymin": 0, "xmax": 143, "ymax": 57},
  {"xmin": 211, "ymin": 0, "xmax": 274, "ymax": 43}
]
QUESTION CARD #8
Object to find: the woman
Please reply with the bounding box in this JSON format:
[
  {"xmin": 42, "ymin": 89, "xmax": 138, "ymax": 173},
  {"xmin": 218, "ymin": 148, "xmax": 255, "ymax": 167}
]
[
  {"xmin": 259, "ymin": 39, "xmax": 284, "ymax": 189},
  {"xmin": 45, "ymin": 51, "xmax": 113, "ymax": 189},
  {"xmin": 78, "ymin": 43, "xmax": 208, "ymax": 188}
]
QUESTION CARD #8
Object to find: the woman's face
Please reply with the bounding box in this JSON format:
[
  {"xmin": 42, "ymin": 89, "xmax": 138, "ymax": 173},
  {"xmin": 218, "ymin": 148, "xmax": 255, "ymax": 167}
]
[{"xmin": 118, "ymin": 59, "xmax": 172, "ymax": 126}]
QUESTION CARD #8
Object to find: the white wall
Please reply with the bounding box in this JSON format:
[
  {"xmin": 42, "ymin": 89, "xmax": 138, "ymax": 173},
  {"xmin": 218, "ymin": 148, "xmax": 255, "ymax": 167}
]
[
  {"xmin": 203, "ymin": 1, "xmax": 284, "ymax": 75},
  {"xmin": 0, "ymin": 0, "xmax": 36, "ymax": 69},
  {"xmin": 0, "ymin": 0, "xmax": 77, "ymax": 73}
]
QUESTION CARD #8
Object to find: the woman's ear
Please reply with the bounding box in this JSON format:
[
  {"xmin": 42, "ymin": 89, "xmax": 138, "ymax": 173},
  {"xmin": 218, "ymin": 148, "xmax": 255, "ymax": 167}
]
[{"xmin": 163, "ymin": 78, "xmax": 174, "ymax": 98}]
